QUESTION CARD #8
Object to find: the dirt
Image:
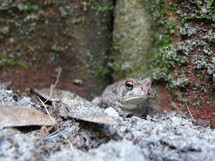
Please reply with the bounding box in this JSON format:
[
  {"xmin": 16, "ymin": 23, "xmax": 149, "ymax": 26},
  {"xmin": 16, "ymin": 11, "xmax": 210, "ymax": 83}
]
[
  {"xmin": 0, "ymin": 61, "xmax": 95, "ymax": 99},
  {"xmin": 0, "ymin": 0, "xmax": 113, "ymax": 100},
  {"xmin": 157, "ymin": 82, "xmax": 215, "ymax": 120}
]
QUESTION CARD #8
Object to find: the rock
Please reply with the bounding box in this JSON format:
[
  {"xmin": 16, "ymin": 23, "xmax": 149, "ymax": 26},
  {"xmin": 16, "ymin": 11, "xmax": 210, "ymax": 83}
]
[
  {"xmin": 104, "ymin": 107, "xmax": 119, "ymax": 118},
  {"xmin": 48, "ymin": 140, "xmax": 147, "ymax": 161},
  {"xmin": 83, "ymin": 140, "xmax": 147, "ymax": 161},
  {"xmin": 0, "ymin": 128, "xmax": 38, "ymax": 161},
  {"xmin": 170, "ymin": 116, "xmax": 182, "ymax": 126},
  {"xmin": 113, "ymin": 0, "xmax": 153, "ymax": 79}
]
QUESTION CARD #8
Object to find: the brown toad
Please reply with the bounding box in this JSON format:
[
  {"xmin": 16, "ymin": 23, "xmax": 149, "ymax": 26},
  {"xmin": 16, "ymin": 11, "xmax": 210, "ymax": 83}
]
[{"xmin": 93, "ymin": 77, "xmax": 154, "ymax": 116}]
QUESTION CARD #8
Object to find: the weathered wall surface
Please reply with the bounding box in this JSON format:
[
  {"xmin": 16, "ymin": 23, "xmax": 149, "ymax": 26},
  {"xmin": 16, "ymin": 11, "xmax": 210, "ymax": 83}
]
[
  {"xmin": 112, "ymin": 0, "xmax": 153, "ymax": 79},
  {"xmin": 150, "ymin": 0, "xmax": 215, "ymax": 119},
  {"xmin": 0, "ymin": 0, "xmax": 113, "ymax": 99}
]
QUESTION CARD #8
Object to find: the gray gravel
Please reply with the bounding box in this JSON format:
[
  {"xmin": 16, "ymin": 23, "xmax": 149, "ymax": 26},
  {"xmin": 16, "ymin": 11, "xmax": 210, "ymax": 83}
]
[
  {"xmin": 46, "ymin": 112, "xmax": 215, "ymax": 161},
  {"xmin": 0, "ymin": 85, "xmax": 215, "ymax": 161},
  {"xmin": 114, "ymin": 113, "xmax": 215, "ymax": 161}
]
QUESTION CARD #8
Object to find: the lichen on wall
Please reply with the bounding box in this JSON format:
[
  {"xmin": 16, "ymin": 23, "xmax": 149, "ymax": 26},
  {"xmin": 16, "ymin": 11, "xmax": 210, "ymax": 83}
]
[{"xmin": 150, "ymin": 0, "xmax": 215, "ymax": 119}]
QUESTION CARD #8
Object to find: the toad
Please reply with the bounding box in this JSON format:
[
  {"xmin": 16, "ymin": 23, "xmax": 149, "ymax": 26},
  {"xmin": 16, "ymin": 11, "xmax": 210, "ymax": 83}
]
[{"xmin": 93, "ymin": 77, "xmax": 154, "ymax": 116}]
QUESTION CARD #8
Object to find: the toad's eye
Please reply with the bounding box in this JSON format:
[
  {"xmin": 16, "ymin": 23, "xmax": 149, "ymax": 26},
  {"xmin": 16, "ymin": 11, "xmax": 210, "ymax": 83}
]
[{"xmin": 125, "ymin": 81, "xmax": 133, "ymax": 90}]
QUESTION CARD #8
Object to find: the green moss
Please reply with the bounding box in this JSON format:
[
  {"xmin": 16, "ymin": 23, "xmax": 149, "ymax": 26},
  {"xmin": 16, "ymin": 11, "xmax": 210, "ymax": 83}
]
[
  {"xmin": 6, "ymin": 60, "xmax": 29, "ymax": 68},
  {"xmin": 168, "ymin": 74, "xmax": 189, "ymax": 89},
  {"xmin": 0, "ymin": 0, "xmax": 12, "ymax": 10},
  {"xmin": 197, "ymin": 73, "xmax": 204, "ymax": 80},
  {"xmin": 182, "ymin": 13, "xmax": 215, "ymax": 23},
  {"xmin": 94, "ymin": 42, "xmax": 116, "ymax": 87},
  {"xmin": 94, "ymin": 67, "xmax": 111, "ymax": 89},
  {"xmin": 169, "ymin": 81, "xmax": 177, "ymax": 89},
  {"xmin": 84, "ymin": 0, "xmax": 113, "ymax": 13},
  {"xmin": 31, "ymin": 53, "xmax": 40, "ymax": 64},
  {"xmin": 181, "ymin": 0, "xmax": 215, "ymax": 23},
  {"xmin": 75, "ymin": 17, "xmax": 85, "ymax": 25},
  {"xmin": 155, "ymin": 37, "xmax": 171, "ymax": 47},
  {"xmin": 150, "ymin": 0, "xmax": 193, "ymax": 90},
  {"xmin": 18, "ymin": 1, "xmax": 39, "ymax": 13},
  {"xmin": 195, "ymin": 0, "xmax": 215, "ymax": 9},
  {"xmin": 113, "ymin": 62, "xmax": 138, "ymax": 79},
  {"xmin": 110, "ymin": 42, "xmax": 124, "ymax": 51},
  {"xmin": 95, "ymin": 68, "xmax": 109, "ymax": 80},
  {"xmin": 97, "ymin": 5, "xmax": 113, "ymax": 13},
  {"xmin": 150, "ymin": 0, "xmax": 176, "ymax": 78},
  {"xmin": 109, "ymin": 42, "xmax": 136, "ymax": 78},
  {"xmin": 0, "ymin": 55, "xmax": 28, "ymax": 68},
  {"xmin": 152, "ymin": 0, "xmax": 169, "ymax": 21},
  {"xmin": 0, "ymin": 25, "xmax": 10, "ymax": 36},
  {"xmin": 0, "ymin": 0, "xmax": 45, "ymax": 23},
  {"xmin": 50, "ymin": 44, "xmax": 62, "ymax": 53},
  {"xmin": 152, "ymin": 0, "xmax": 215, "ymax": 109}
]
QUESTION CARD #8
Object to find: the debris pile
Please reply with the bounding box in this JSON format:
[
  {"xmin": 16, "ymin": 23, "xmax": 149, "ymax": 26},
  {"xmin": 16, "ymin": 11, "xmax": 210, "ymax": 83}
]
[{"xmin": 0, "ymin": 85, "xmax": 215, "ymax": 161}]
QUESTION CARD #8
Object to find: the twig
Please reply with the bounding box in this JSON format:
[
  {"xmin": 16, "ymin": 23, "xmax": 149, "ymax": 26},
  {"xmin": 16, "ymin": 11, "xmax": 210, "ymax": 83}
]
[
  {"xmin": 44, "ymin": 67, "xmax": 62, "ymax": 103},
  {"xmin": 38, "ymin": 97, "xmax": 56, "ymax": 124},
  {"xmin": 185, "ymin": 102, "xmax": 195, "ymax": 121},
  {"xmin": 38, "ymin": 96, "xmax": 76, "ymax": 151},
  {"xmin": 38, "ymin": 67, "xmax": 79, "ymax": 160}
]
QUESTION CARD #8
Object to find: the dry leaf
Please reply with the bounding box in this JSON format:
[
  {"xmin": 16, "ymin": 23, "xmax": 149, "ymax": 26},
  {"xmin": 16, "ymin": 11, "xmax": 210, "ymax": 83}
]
[
  {"xmin": 0, "ymin": 106, "xmax": 55, "ymax": 128},
  {"xmin": 59, "ymin": 96, "xmax": 118, "ymax": 125},
  {"xmin": 32, "ymin": 88, "xmax": 117, "ymax": 125},
  {"xmin": 31, "ymin": 88, "xmax": 74, "ymax": 102}
]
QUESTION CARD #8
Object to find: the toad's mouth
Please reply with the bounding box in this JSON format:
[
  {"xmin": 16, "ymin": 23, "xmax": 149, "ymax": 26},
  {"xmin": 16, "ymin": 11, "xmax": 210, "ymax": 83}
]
[{"xmin": 118, "ymin": 95, "xmax": 153, "ymax": 110}]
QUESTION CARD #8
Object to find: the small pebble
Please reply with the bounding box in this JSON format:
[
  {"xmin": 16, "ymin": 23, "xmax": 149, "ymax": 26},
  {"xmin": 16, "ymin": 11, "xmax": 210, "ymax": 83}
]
[{"xmin": 104, "ymin": 107, "xmax": 119, "ymax": 118}]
